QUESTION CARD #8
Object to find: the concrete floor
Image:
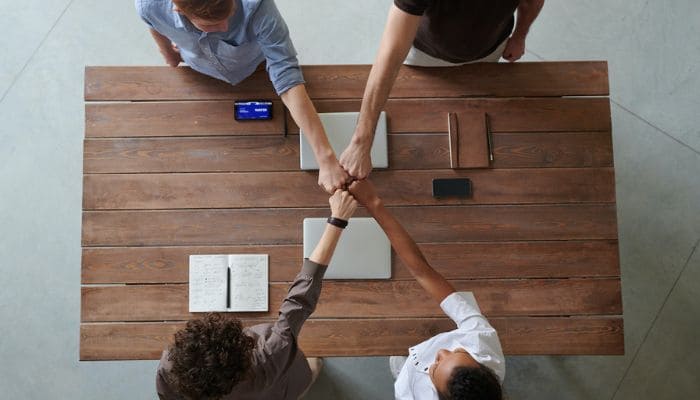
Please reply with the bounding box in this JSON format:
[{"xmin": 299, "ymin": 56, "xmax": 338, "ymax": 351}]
[{"xmin": 0, "ymin": 0, "xmax": 698, "ymax": 399}]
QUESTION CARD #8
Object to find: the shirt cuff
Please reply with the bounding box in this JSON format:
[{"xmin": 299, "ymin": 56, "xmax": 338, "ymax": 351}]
[
  {"xmin": 270, "ymin": 66, "xmax": 305, "ymax": 95},
  {"xmin": 301, "ymin": 258, "xmax": 328, "ymax": 278}
]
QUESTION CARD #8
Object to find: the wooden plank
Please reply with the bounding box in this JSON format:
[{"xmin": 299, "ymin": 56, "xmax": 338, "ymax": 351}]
[
  {"xmin": 284, "ymin": 98, "xmax": 611, "ymax": 133},
  {"xmin": 81, "ymin": 278, "xmax": 622, "ymax": 322},
  {"xmin": 82, "ymin": 168, "xmax": 615, "ymax": 210},
  {"xmin": 82, "ymin": 240, "xmax": 620, "ymax": 284},
  {"xmin": 85, "ymin": 62, "xmax": 608, "ymax": 101},
  {"xmin": 85, "ymin": 97, "xmax": 610, "ymax": 139},
  {"xmin": 85, "ymin": 101, "xmax": 285, "ymax": 137},
  {"xmin": 82, "ymin": 205, "xmax": 618, "ymax": 246},
  {"xmin": 83, "ymin": 131, "xmax": 613, "ymax": 173},
  {"xmin": 492, "ymin": 131, "xmax": 614, "ymax": 168},
  {"xmin": 79, "ymin": 316, "xmax": 624, "ymax": 360},
  {"xmin": 84, "ymin": 136, "xmax": 300, "ymax": 173}
]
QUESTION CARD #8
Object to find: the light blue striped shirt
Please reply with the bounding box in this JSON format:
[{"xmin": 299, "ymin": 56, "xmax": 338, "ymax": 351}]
[{"xmin": 136, "ymin": 0, "xmax": 304, "ymax": 95}]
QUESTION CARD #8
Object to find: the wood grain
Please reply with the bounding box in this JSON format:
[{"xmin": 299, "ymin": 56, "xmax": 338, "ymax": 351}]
[
  {"xmin": 85, "ymin": 62, "xmax": 608, "ymax": 101},
  {"xmin": 81, "ymin": 278, "xmax": 622, "ymax": 322},
  {"xmin": 79, "ymin": 316, "xmax": 623, "ymax": 360},
  {"xmin": 82, "ymin": 240, "xmax": 619, "ymax": 284},
  {"xmin": 85, "ymin": 97, "xmax": 610, "ymax": 138},
  {"xmin": 83, "ymin": 131, "xmax": 613, "ymax": 173},
  {"xmin": 82, "ymin": 204, "xmax": 618, "ymax": 246},
  {"xmin": 85, "ymin": 101, "xmax": 285, "ymax": 137},
  {"xmin": 82, "ymin": 168, "xmax": 615, "ymax": 210}
]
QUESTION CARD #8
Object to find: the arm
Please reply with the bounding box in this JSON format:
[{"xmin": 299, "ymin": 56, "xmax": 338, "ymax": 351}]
[
  {"xmin": 273, "ymin": 190, "xmax": 358, "ymax": 339},
  {"xmin": 281, "ymin": 85, "xmax": 348, "ymax": 193},
  {"xmin": 148, "ymin": 28, "xmax": 182, "ymax": 67},
  {"xmin": 252, "ymin": 0, "xmax": 347, "ymax": 193},
  {"xmin": 339, "ymin": 5, "xmax": 421, "ymax": 179},
  {"xmin": 349, "ymin": 180, "xmax": 454, "ymax": 304},
  {"xmin": 502, "ymin": 0, "xmax": 545, "ymax": 62}
]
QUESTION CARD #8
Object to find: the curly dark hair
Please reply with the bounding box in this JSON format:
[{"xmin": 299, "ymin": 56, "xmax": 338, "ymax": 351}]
[
  {"xmin": 166, "ymin": 313, "xmax": 256, "ymax": 400},
  {"xmin": 439, "ymin": 364, "xmax": 502, "ymax": 400}
]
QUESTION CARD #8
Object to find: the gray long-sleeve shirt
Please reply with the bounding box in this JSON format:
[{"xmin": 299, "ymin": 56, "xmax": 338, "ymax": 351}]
[{"xmin": 156, "ymin": 259, "xmax": 327, "ymax": 400}]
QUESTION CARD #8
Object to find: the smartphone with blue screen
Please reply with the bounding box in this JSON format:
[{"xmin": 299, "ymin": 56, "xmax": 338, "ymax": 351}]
[{"xmin": 234, "ymin": 100, "xmax": 273, "ymax": 121}]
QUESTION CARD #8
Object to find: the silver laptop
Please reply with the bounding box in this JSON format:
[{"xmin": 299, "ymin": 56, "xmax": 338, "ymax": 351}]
[
  {"xmin": 303, "ymin": 218, "xmax": 391, "ymax": 279},
  {"xmin": 300, "ymin": 112, "xmax": 388, "ymax": 170}
]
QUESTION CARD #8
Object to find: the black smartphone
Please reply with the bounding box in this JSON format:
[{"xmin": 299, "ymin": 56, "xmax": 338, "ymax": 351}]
[
  {"xmin": 432, "ymin": 178, "xmax": 472, "ymax": 198},
  {"xmin": 234, "ymin": 100, "xmax": 273, "ymax": 121}
]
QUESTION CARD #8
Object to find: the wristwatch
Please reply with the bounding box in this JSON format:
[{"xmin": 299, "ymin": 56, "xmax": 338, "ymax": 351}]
[{"xmin": 327, "ymin": 217, "xmax": 348, "ymax": 229}]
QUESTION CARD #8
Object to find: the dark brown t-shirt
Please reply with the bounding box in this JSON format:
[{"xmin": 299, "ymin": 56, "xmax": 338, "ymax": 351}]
[{"xmin": 395, "ymin": 0, "xmax": 519, "ymax": 63}]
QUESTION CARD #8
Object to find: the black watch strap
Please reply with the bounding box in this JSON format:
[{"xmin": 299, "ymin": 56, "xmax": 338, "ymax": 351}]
[{"xmin": 327, "ymin": 217, "xmax": 348, "ymax": 229}]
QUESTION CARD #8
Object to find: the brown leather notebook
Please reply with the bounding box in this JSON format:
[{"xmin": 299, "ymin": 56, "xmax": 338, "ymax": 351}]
[{"xmin": 448, "ymin": 112, "xmax": 491, "ymax": 168}]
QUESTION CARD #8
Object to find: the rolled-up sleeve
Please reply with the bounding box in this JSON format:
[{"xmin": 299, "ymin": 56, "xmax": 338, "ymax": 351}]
[
  {"xmin": 135, "ymin": 0, "xmax": 155, "ymax": 27},
  {"xmin": 271, "ymin": 259, "xmax": 327, "ymax": 340},
  {"xmin": 440, "ymin": 291, "xmax": 496, "ymax": 332},
  {"xmin": 251, "ymin": 0, "xmax": 305, "ymax": 95}
]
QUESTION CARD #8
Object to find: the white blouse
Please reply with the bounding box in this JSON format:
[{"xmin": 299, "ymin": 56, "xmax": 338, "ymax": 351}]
[{"xmin": 394, "ymin": 292, "xmax": 505, "ymax": 400}]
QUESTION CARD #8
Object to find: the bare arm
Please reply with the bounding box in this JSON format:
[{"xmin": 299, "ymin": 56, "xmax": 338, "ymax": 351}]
[
  {"xmin": 512, "ymin": 0, "xmax": 545, "ymax": 40},
  {"xmin": 308, "ymin": 190, "xmax": 358, "ymax": 264},
  {"xmin": 503, "ymin": 0, "xmax": 545, "ymax": 62},
  {"xmin": 349, "ymin": 180, "xmax": 454, "ymax": 303},
  {"xmin": 148, "ymin": 28, "xmax": 182, "ymax": 67},
  {"xmin": 339, "ymin": 5, "xmax": 421, "ymax": 179},
  {"xmin": 281, "ymin": 84, "xmax": 348, "ymax": 193}
]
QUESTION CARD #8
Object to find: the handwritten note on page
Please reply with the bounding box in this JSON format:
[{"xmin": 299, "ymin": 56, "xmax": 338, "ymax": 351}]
[{"xmin": 189, "ymin": 255, "xmax": 228, "ymax": 312}]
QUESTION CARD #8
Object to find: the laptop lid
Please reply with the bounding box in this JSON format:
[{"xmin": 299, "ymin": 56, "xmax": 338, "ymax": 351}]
[
  {"xmin": 300, "ymin": 112, "xmax": 388, "ymax": 170},
  {"xmin": 303, "ymin": 217, "xmax": 391, "ymax": 279}
]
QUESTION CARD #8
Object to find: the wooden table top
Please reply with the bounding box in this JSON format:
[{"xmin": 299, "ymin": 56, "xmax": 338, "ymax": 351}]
[{"xmin": 80, "ymin": 62, "xmax": 623, "ymax": 361}]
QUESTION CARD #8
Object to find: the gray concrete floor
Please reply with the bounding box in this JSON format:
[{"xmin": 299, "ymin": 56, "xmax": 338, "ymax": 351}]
[{"xmin": 1, "ymin": 1, "xmax": 698, "ymax": 399}]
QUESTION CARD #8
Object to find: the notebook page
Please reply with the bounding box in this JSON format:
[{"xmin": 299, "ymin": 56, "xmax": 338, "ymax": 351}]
[
  {"xmin": 228, "ymin": 254, "xmax": 269, "ymax": 312},
  {"xmin": 189, "ymin": 255, "xmax": 228, "ymax": 312}
]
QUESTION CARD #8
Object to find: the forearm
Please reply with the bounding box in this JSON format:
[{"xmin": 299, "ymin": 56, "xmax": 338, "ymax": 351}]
[
  {"xmin": 308, "ymin": 224, "xmax": 344, "ymax": 266},
  {"xmin": 281, "ymin": 84, "xmax": 336, "ymax": 165},
  {"xmin": 512, "ymin": 0, "xmax": 545, "ymax": 39},
  {"xmin": 367, "ymin": 201, "xmax": 455, "ymax": 302},
  {"xmin": 353, "ymin": 6, "xmax": 419, "ymax": 146},
  {"xmin": 149, "ymin": 28, "xmax": 173, "ymax": 54}
]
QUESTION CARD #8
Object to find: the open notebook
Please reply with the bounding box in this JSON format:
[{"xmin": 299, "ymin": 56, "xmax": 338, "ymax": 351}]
[
  {"xmin": 189, "ymin": 254, "xmax": 268, "ymax": 312},
  {"xmin": 300, "ymin": 111, "xmax": 388, "ymax": 170}
]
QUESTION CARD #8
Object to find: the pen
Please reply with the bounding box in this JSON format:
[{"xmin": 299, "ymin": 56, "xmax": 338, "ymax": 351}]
[
  {"xmin": 226, "ymin": 267, "xmax": 231, "ymax": 309},
  {"xmin": 485, "ymin": 113, "xmax": 494, "ymax": 162}
]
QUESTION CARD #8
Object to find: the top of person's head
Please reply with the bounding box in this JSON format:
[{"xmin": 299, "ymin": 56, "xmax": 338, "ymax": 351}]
[
  {"xmin": 437, "ymin": 364, "xmax": 503, "ymax": 400},
  {"xmin": 164, "ymin": 313, "xmax": 256, "ymax": 400},
  {"xmin": 172, "ymin": 0, "xmax": 234, "ymax": 21}
]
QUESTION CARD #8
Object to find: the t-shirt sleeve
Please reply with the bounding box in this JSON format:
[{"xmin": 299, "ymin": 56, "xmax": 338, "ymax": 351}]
[
  {"xmin": 394, "ymin": 0, "xmax": 430, "ymax": 16},
  {"xmin": 251, "ymin": 0, "xmax": 305, "ymax": 95}
]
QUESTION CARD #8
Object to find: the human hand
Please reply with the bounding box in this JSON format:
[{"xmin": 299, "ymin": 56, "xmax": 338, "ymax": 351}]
[
  {"xmin": 329, "ymin": 189, "xmax": 358, "ymax": 220},
  {"xmin": 162, "ymin": 42, "xmax": 183, "ymax": 67},
  {"xmin": 502, "ymin": 35, "xmax": 525, "ymax": 62},
  {"xmin": 339, "ymin": 141, "xmax": 373, "ymax": 180},
  {"xmin": 318, "ymin": 160, "xmax": 350, "ymax": 194},
  {"xmin": 348, "ymin": 179, "xmax": 382, "ymax": 211}
]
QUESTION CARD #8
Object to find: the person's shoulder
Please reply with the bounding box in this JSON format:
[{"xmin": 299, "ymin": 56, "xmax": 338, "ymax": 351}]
[
  {"xmin": 394, "ymin": 0, "xmax": 429, "ymax": 16},
  {"xmin": 135, "ymin": 0, "xmax": 171, "ymax": 19},
  {"xmin": 240, "ymin": 0, "xmax": 265, "ymax": 14}
]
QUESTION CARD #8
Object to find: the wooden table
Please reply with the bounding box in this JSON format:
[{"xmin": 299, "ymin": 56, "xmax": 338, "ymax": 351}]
[{"xmin": 80, "ymin": 62, "xmax": 623, "ymax": 360}]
